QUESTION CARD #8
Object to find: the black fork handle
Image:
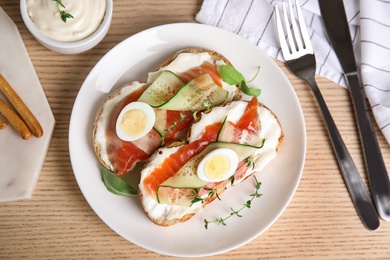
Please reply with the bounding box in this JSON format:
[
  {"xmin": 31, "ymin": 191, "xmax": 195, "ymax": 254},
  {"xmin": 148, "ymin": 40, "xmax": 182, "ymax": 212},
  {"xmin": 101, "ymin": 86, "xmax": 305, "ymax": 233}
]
[
  {"xmin": 308, "ymin": 73, "xmax": 379, "ymax": 231},
  {"xmin": 287, "ymin": 56, "xmax": 380, "ymax": 231}
]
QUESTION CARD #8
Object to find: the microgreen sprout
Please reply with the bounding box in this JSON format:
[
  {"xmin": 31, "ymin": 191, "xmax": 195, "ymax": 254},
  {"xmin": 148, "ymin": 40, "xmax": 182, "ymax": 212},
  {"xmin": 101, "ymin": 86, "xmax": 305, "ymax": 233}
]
[{"xmin": 219, "ymin": 65, "xmax": 262, "ymax": 97}]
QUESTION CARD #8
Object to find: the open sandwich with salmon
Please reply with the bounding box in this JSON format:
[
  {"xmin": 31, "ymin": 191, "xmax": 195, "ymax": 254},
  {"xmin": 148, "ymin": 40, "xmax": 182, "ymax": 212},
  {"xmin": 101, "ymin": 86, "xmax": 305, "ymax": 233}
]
[
  {"xmin": 92, "ymin": 48, "xmax": 283, "ymax": 226},
  {"xmin": 93, "ymin": 48, "xmax": 241, "ymax": 176}
]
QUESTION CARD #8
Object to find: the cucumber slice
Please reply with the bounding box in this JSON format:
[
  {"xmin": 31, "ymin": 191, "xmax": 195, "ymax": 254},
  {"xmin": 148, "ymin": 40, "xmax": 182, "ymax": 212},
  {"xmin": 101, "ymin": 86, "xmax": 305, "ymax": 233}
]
[
  {"xmin": 156, "ymin": 73, "xmax": 228, "ymax": 111},
  {"xmin": 139, "ymin": 71, "xmax": 228, "ymax": 111},
  {"xmin": 157, "ymin": 153, "xmax": 208, "ymax": 205},
  {"xmin": 156, "ymin": 141, "xmax": 262, "ymax": 206},
  {"xmin": 159, "ymin": 155, "xmax": 208, "ymax": 189},
  {"xmin": 216, "ymin": 116, "xmax": 228, "ymax": 141},
  {"xmin": 217, "ymin": 116, "xmax": 264, "ymax": 147},
  {"xmin": 152, "ymin": 109, "xmax": 166, "ymax": 136},
  {"xmin": 204, "ymin": 142, "xmax": 261, "ymax": 162},
  {"xmin": 156, "ymin": 187, "xmax": 198, "ymax": 206},
  {"xmin": 138, "ymin": 70, "xmax": 185, "ymax": 107}
]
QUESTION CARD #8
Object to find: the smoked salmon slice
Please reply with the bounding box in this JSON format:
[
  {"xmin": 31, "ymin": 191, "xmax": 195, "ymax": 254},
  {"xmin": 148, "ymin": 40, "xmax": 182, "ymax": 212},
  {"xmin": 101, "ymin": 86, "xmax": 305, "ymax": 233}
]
[
  {"xmin": 178, "ymin": 62, "xmax": 223, "ymax": 87},
  {"xmin": 162, "ymin": 110, "xmax": 194, "ymax": 142},
  {"xmin": 107, "ymin": 138, "xmax": 150, "ymax": 176},
  {"xmin": 143, "ymin": 122, "xmax": 223, "ymax": 197},
  {"xmin": 234, "ymin": 96, "xmax": 260, "ymax": 133}
]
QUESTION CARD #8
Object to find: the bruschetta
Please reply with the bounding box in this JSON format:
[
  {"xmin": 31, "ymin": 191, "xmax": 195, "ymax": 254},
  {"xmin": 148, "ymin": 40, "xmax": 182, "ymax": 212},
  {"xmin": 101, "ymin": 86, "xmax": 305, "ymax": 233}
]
[
  {"xmin": 93, "ymin": 48, "xmax": 242, "ymax": 176},
  {"xmin": 138, "ymin": 97, "xmax": 283, "ymax": 226}
]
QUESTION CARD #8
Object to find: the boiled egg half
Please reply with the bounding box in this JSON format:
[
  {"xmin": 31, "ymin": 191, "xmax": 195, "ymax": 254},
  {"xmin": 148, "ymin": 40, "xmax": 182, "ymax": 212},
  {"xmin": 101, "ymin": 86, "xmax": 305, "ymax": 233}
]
[
  {"xmin": 116, "ymin": 102, "xmax": 156, "ymax": 141},
  {"xmin": 197, "ymin": 148, "xmax": 239, "ymax": 182}
]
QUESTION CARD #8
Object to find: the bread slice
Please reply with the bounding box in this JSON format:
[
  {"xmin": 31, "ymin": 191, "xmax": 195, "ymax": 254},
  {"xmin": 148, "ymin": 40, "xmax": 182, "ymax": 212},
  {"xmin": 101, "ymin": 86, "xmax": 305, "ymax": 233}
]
[
  {"xmin": 93, "ymin": 81, "xmax": 148, "ymax": 172},
  {"xmin": 158, "ymin": 48, "xmax": 232, "ymax": 68},
  {"xmin": 92, "ymin": 48, "xmax": 242, "ymax": 175},
  {"xmin": 156, "ymin": 48, "xmax": 241, "ymax": 101},
  {"xmin": 138, "ymin": 100, "xmax": 283, "ymax": 226}
]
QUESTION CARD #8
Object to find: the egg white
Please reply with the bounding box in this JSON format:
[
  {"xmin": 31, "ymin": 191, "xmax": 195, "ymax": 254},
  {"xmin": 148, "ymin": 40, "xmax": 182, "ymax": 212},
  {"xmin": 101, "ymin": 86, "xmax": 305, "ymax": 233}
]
[
  {"xmin": 197, "ymin": 148, "xmax": 239, "ymax": 182},
  {"xmin": 115, "ymin": 101, "xmax": 156, "ymax": 141}
]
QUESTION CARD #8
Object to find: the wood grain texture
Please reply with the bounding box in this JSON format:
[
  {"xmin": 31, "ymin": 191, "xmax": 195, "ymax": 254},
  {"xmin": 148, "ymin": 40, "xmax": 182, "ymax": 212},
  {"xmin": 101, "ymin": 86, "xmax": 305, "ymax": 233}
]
[{"xmin": 1, "ymin": 1, "xmax": 390, "ymax": 259}]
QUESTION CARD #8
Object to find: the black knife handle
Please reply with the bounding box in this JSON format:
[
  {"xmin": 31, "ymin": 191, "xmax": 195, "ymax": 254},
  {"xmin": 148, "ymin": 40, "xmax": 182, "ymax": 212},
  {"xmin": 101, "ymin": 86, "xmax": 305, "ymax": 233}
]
[{"xmin": 346, "ymin": 72, "xmax": 390, "ymax": 221}]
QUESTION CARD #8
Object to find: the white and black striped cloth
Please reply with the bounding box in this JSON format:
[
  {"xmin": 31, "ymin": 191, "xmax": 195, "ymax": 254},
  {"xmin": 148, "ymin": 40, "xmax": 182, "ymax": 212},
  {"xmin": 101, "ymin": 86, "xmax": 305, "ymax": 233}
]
[{"xmin": 196, "ymin": 0, "xmax": 390, "ymax": 145}]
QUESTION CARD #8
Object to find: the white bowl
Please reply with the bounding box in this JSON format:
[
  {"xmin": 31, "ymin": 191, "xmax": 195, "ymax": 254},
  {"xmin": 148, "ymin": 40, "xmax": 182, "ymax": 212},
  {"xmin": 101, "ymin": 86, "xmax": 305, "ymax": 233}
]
[{"xmin": 20, "ymin": 0, "xmax": 113, "ymax": 54}]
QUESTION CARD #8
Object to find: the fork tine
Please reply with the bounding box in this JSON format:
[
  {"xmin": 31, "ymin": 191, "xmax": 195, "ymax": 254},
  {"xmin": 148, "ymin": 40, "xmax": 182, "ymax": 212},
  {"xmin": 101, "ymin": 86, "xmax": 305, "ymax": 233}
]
[
  {"xmin": 281, "ymin": 2, "xmax": 296, "ymax": 54},
  {"xmin": 294, "ymin": 0, "xmax": 313, "ymax": 53},
  {"xmin": 288, "ymin": 0, "xmax": 304, "ymax": 51},
  {"xmin": 275, "ymin": 0, "xmax": 313, "ymax": 60},
  {"xmin": 275, "ymin": 4, "xmax": 291, "ymax": 59}
]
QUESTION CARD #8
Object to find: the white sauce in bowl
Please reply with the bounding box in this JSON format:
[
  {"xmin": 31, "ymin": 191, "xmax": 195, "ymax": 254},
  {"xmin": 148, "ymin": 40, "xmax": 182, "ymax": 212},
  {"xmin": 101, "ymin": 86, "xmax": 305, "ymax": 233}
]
[{"xmin": 26, "ymin": 0, "xmax": 106, "ymax": 42}]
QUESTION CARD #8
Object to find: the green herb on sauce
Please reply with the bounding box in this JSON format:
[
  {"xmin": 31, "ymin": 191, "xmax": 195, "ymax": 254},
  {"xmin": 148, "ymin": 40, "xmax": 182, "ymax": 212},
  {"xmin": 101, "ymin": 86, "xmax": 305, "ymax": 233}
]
[{"xmin": 53, "ymin": 0, "xmax": 74, "ymax": 23}]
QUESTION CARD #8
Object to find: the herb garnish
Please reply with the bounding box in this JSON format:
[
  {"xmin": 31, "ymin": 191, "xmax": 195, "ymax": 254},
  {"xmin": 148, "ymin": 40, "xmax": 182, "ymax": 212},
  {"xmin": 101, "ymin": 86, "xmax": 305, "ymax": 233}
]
[
  {"xmin": 203, "ymin": 101, "xmax": 212, "ymax": 111},
  {"xmin": 219, "ymin": 65, "xmax": 262, "ymax": 97},
  {"xmin": 245, "ymin": 156, "xmax": 256, "ymax": 170},
  {"xmin": 203, "ymin": 176, "xmax": 262, "ymax": 229},
  {"xmin": 53, "ymin": 0, "xmax": 74, "ymax": 23},
  {"xmin": 160, "ymin": 112, "xmax": 186, "ymax": 145},
  {"xmin": 189, "ymin": 187, "xmax": 220, "ymax": 206},
  {"xmin": 192, "ymin": 111, "xmax": 198, "ymax": 120},
  {"xmin": 100, "ymin": 167, "xmax": 137, "ymax": 196},
  {"xmin": 244, "ymin": 139, "xmax": 265, "ymax": 170}
]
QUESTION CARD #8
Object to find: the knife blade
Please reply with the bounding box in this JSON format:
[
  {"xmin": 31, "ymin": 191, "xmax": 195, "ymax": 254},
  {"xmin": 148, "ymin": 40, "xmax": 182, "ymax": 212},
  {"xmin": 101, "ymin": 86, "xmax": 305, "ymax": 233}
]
[{"xmin": 319, "ymin": 0, "xmax": 390, "ymax": 221}]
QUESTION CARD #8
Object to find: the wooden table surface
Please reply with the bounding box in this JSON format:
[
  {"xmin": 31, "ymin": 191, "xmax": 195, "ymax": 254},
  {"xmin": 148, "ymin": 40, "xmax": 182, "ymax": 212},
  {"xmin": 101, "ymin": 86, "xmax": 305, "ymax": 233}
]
[{"xmin": 1, "ymin": 1, "xmax": 390, "ymax": 259}]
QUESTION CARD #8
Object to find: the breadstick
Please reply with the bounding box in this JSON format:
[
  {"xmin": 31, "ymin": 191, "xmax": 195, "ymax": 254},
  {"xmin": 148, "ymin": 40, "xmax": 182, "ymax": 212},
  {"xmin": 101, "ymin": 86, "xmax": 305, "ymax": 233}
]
[
  {"xmin": 0, "ymin": 74, "xmax": 43, "ymax": 137},
  {"xmin": 0, "ymin": 98, "xmax": 32, "ymax": 139},
  {"xmin": 0, "ymin": 117, "xmax": 8, "ymax": 129}
]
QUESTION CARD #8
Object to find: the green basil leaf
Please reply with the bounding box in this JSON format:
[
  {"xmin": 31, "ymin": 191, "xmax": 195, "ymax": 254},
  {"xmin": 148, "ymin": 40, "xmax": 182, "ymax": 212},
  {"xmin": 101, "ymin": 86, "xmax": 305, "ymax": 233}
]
[
  {"xmin": 240, "ymin": 81, "xmax": 261, "ymax": 97},
  {"xmin": 100, "ymin": 167, "xmax": 137, "ymax": 196},
  {"xmin": 219, "ymin": 65, "xmax": 245, "ymax": 85}
]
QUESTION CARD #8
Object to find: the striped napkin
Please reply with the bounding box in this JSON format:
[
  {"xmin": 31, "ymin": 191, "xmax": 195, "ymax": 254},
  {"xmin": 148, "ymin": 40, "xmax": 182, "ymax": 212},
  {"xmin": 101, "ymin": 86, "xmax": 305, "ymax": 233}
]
[{"xmin": 196, "ymin": 0, "xmax": 390, "ymax": 145}]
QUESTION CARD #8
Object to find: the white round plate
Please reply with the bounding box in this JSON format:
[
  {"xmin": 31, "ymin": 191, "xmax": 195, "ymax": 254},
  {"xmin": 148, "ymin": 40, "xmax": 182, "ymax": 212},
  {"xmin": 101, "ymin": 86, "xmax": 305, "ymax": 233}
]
[{"xmin": 69, "ymin": 23, "xmax": 306, "ymax": 257}]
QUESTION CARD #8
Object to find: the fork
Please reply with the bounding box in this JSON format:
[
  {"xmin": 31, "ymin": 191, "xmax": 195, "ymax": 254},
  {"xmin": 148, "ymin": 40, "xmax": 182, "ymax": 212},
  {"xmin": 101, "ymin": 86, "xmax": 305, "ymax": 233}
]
[{"xmin": 274, "ymin": 0, "xmax": 379, "ymax": 231}]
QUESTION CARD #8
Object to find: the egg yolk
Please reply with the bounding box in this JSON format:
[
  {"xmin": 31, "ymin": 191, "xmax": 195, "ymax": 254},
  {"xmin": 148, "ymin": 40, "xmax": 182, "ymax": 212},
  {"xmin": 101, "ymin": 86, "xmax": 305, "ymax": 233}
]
[
  {"xmin": 204, "ymin": 155, "xmax": 231, "ymax": 180},
  {"xmin": 120, "ymin": 109, "xmax": 147, "ymax": 136}
]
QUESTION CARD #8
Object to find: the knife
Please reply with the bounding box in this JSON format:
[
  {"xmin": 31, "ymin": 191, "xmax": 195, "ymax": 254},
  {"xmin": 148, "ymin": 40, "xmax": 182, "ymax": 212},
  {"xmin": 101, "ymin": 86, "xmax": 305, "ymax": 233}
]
[{"xmin": 319, "ymin": 0, "xmax": 390, "ymax": 221}]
